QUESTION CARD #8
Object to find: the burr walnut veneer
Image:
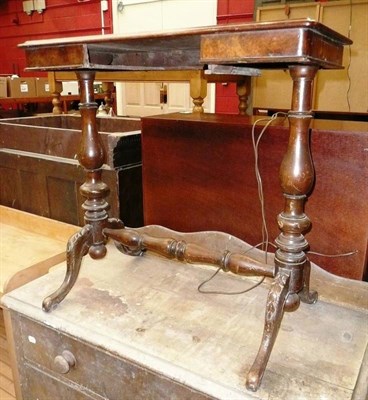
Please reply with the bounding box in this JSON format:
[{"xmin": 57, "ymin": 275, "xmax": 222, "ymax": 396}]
[{"xmin": 16, "ymin": 20, "xmax": 354, "ymax": 393}]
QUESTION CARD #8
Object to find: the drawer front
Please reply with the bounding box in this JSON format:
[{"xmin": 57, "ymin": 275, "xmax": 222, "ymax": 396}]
[
  {"xmin": 18, "ymin": 315, "xmax": 213, "ymax": 400},
  {"xmin": 22, "ymin": 363, "xmax": 100, "ymax": 400}
]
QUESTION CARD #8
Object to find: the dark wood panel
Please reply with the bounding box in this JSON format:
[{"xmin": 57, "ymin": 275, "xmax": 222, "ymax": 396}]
[
  {"xmin": 0, "ymin": 151, "xmax": 119, "ymax": 227},
  {"xmin": 0, "ymin": 115, "xmax": 141, "ymax": 169},
  {"xmin": 141, "ymin": 113, "xmax": 368, "ymax": 280},
  {"xmin": 118, "ymin": 165, "xmax": 144, "ymax": 228},
  {"xmin": 47, "ymin": 177, "xmax": 80, "ymax": 226},
  {"xmin": 0, "ymin": 167, "xmax": 20, "ymax": 209},
  {"xmin": 0, "ymin": 115, "xmax": 143, "ymax": 227},
  {"xmin": 19, "ymin": 170, "xmax": 49, "ymax": 218}
]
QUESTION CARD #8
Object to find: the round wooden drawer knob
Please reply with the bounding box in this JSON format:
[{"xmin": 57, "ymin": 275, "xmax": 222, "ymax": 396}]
[{"xmin": 53, "ymin": 350, "xmax": 76, "ymax": 374}]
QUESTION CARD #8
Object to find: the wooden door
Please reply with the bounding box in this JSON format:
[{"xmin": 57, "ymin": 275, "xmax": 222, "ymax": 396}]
[{"xmin": 112, "ymin": 0, "xmax": 217, "ymax": 117}]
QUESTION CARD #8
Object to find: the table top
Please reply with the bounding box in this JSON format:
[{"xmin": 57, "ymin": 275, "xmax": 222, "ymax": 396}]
[
  {"xmin": 2, "ymin": 229, "xmax": 367, "ymax": 399},
  {"xmin": 20, "ymin": 20, "xmax": 351, "ymax": 72}
]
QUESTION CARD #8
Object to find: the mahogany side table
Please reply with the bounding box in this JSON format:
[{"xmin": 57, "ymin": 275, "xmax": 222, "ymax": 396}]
[{"xmin": 19, "ymin": 19, "xmax": 352, "ymax": 391}]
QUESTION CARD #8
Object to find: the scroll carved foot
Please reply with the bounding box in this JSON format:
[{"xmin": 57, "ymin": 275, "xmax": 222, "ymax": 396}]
[
  {"xmin": 246, "ymin": 271, "xmax": 290, "ymax": 391},
  {"xmin": 299, "ymin": 259, "xmax": 318, "ymax": 304},
  {"xmin": 42, "ymin": 225, "xmax": 93, "ymax": 312}
]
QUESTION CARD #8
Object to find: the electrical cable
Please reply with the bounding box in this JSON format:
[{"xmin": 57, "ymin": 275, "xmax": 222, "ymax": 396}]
[
  {"xmin": 197, "ymin": 112, "xmax": 357, "ymax": 295},
  {"xmin": 197, "ymin": 242, "xmax": 268, "ymax": 295},
  {"xmin": 251, "ymin": 112, "xmax": 287, "ymax": 263},
  {"xmin": 307, "ymin": 250, "xmax": 358, "ymax": 258},
  {"xmin": 346, "ymin": 0, "xmax": 353, "ymax": 112},
  {"xmin": 197, "ymin": 113, "xmax": 285, "ymax": 295}
]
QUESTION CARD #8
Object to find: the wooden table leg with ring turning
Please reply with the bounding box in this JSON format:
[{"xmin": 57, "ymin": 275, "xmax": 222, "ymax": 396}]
[
  {"xmin": 42, "ymin": 71, "xmax": 123, "ymax": 312},
  {"xmin": 246, "ymin": 64, "xmax": 319, "ymax": 391}
]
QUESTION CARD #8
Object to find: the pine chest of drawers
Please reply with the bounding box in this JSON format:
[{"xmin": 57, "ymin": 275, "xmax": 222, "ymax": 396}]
[{"xmin": 2, "ymin": 240, "xmax": 367, "ymax": 400}]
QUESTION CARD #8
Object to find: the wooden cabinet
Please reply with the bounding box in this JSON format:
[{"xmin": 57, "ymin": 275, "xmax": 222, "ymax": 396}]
[
  {"xmin": 0, "ymin": 115, "xmax": 143, "ymax": 227},
  {"xmin": 10, "ymin": 315, "xmax": 208, "ymax": 400},
  {"xmin": 2, "ymin": 241, "xmax": 368, "ymax": 400},
  {"xmin": 254, "ymin": 0, "xmax": 368, "ymax": 113}
]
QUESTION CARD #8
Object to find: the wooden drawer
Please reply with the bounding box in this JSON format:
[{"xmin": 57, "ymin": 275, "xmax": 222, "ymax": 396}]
[
  {"xmin": 16, "ymin": 314, "xmax": 212, "ymax": 400},
  {"xmin": 22, "ymin": 364, "xmax": 98, "ymax": 400}
]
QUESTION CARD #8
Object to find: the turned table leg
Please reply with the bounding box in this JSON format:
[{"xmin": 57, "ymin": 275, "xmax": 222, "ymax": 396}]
[
  {"xmin": 77, "ymin": 71, "xmax": 111, "ymax": 258},
  {"xmin": 42, "ymin": 71, "xmax": 123, "ymax": 311},
  {"xmin": 48, "ymin": 72, "xmax": 63, "ymax": 114},
  {"xmin": 236, "ymin": 77, "xmax": 251, "ymax": 116},
  {"xmin": 274, "ymin": 65, "xmax": 319, "ymax": 309},
  {"xmin": 190, "ymin": 74, "xmax": 207, "ymax": 113},
  {"xmin": 102, "ymin": 81, "xmax": 114, "ymax": 114},
  {"xmin": 246, "ymin": 65, "xmax": 319, "ymax": 391}
]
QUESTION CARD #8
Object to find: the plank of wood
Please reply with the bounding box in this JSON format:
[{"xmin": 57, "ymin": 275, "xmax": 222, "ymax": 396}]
[
  {"xmin": 0, "ymin": 351, "xmax": 10, "ymax": 368},
  {"xmin": 0, "ymin": 387, "xmax": 15, "ymax": 400},
  {"xmin": 0, "ymin": 374, "xmax": 15, "ymax": 397},
  {"xmin": 0, "ymin": 334, "xmax": 8, "ymax": 353},
  {"xmin": 0, "ymin": 205, "xmax": 78, "ymax": 241},
  {"xmin": 0, "ymin": 206, "xmax": 78, "ymax": 294},
  {"xmin": 0, "ymin": 360, "xmax": 14, "ymax": 382}
]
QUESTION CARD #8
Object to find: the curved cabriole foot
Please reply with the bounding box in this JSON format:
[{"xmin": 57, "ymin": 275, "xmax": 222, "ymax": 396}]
[
  {"xmin": 42, "ymin": 225, "xmax": 93, "ymax": 312},
  {"xmin": 299, "ymin": 259, "xmax": 318, "ymax": 304},
  {"xmin": 246, "ymin": 271, "xmax": 290, "ymax": 392}
]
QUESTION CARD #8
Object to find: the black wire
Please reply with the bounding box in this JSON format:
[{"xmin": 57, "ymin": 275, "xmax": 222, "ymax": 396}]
[
  {"xmin": 307, "ymin": 250, "xmax": 358, "ymax": 258},
  {"xmin": 196, "ymin": 111, "xmax": 357, "ymax": 296},
  {"xmin": 197, "ymin": 242, "xmax": 271, "ymax": 296},
  {"xmin": 346, "ymin": 0, "xmax": 353, "ymax": 112},
  {"xmin": 197, "ymin": 114, "xmax": 284, "ymax": 296}
]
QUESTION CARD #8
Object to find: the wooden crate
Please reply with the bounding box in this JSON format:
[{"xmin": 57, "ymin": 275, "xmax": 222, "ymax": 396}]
[
  {"xmin": 0, "ymin": 115, "xmax": 143, "ymax": 227},
  {"xmin": 0, "ymin": 206, "xmax": 79, "ymax": 295}
]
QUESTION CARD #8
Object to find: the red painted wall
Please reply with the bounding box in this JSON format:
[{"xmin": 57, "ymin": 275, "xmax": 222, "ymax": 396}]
[
  {"xmin": 0, "ymin": 0, "xmax": 112, "ymax": 77},
  {"xmin": 215, "ymin": 0, "xmax": 255, "ymax": 114}
]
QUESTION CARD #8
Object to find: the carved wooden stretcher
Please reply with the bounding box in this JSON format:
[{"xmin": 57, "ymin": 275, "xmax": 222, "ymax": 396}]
[{"xmin": 19, "ymin": 20, "xmax": 352, "ymax": 391}]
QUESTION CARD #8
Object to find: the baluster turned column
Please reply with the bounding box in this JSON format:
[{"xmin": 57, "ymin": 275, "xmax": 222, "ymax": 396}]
[
  {"xmin": 274, "ymin": 65, "xmax": 319, "ymax": 310},
  {"xmin": 236, "ymin": 77, "xmax": 251, "ymax": 116},
  {"xmin": 77, "ymin": 71, "xmax": 110, "ymax": 259},
  {"xmin": 246, "ymin": 65, "xmax": 319, "ymax": 391},
  {"xmin": 42, "ymin": 72, "xmax": 117, "ymax": 311}
]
